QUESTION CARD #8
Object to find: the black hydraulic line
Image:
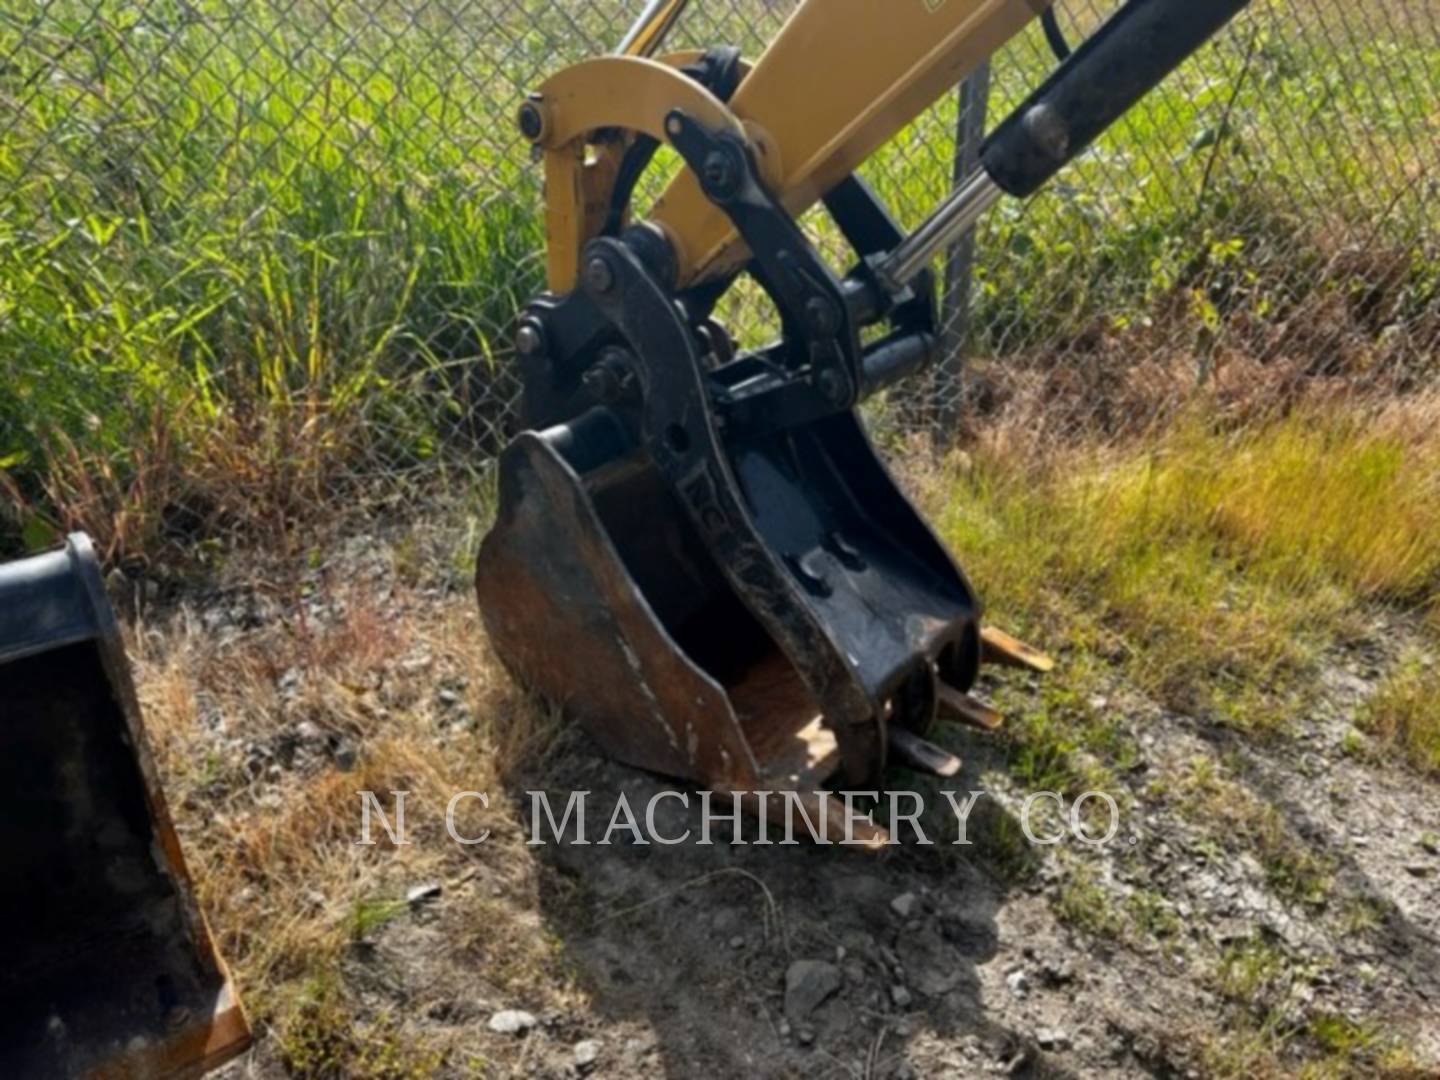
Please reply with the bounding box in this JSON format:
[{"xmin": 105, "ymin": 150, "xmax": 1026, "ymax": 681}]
[
  {"xmin": 1041, "ymin": 6, "xmax": 1072, "ymax": 61},
  {"xmin": 981, "ymin": 0, "xmax": 1251, "ymax": 199},
  {"xmin": 602, "ymin": 46, "xmax": 743, "ymax": 238},
  {"xmin": 602, "ymin": 136, "xmax": 663, "ymax": 239}
]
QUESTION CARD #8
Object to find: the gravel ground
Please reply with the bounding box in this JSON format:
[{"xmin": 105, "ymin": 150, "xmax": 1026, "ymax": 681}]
[{"xmin": 116, "ymin": 528, "xmax": 1439, "ymax": 1079}]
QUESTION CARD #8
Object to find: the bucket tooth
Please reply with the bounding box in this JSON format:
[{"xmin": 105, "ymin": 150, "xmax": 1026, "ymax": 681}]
[
  {"xmin": 937, "ymin": 683, "xmax": 1005, "ymax": 731},
  {"xmin": 981, "ymin": 626, "xmax": 1054, "ymax": 674},
  {"xmin": 727, "ymin": 789, "xmax": 891, "ymax": 848},
  {"xmin": 888, "ymin": 726, "xmax": 963, "ymax": 778}
]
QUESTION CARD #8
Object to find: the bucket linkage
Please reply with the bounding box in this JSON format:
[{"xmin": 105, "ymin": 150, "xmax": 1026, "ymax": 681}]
[{"xmin": 478, "ymin": 106, "xmax": 1049, "ymax": 837}]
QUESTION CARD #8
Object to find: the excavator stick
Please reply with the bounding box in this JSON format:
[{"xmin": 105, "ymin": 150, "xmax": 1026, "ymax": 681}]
[
  {"xmin": 479, "ymin": 0, "xmax": 1250, "ymax": 814},
  {"xmin": 0, "ymin": 535, "xmax": 250, "ymax": 1077}
]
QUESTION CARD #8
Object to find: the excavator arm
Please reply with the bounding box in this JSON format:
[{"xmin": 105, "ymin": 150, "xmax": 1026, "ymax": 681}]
[
  {"xmin": 535, "ymin": 0, "xmax": 1047, "ymax": 290},
  {"xmin": 479, "ymin": 0, "xmax": 1251, "ymax": 836}
]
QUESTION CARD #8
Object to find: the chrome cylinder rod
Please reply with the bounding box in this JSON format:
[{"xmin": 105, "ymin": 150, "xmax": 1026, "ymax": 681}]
[
  {"xmin": 616, "ymin": 0, "xmax": 691, "ymax": 58},
  {"xmin": 876, "ymin": 168, "xmax": 1003, "ymax": 291}
]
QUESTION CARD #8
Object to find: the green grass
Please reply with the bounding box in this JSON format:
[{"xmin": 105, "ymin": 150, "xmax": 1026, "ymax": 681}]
[
  {"xmin": 1197, "ymin": 937, "xmax": 1429, "ymax": 1078},
  {"xmin": 276, "ymin": 973, "xmax": 446, "ymax": 1080},
  {"xmin": 1360, "ymin": 654, "xmax": 1440, "ymax": 775},
  {"xmin": 4, "ymin": 5, "xmax": 1436, "ymax": 853},
  {"xmin": 349, "ymin": 896, "xmax": 410, "ymax": 941},
  {"xmin": 1052, "ymin": 863, "xmax": 1126, "ymax": 938},
  {"xmin": 0, "ymin": 0, "xmax": 546, "ymax": 557},
  {"xmin": 993, "ymin": 654, "xmax": 1140, "ymax": 795},
  {"xmin": 869, "ymin": 1, "xmax": 1440, "ymax": 358},
  {"xmin": 1, "ymin": 0, "xmax": 1437, "ymax": 562}
]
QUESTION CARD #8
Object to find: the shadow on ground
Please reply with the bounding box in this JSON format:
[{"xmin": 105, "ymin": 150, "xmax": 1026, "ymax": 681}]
[
  {"xmin": 1189, "ymin": 714, "xmax": 1440, "ymax": 1040},
  {"xmin": 522, "ymin": 728, "xmax": 1081, "ymax": 1080}
]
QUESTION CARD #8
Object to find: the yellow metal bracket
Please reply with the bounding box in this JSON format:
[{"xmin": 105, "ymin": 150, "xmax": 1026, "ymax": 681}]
[
  {"xmin": 650, "ymin": 0, "xmax": 1047, "ymax": 286},
  {"xmin": 529, "ymin": 55, "xmax": 750, "ymax": 292},
  {"xmin": 528, "ymin": 0, "xmax": 1047, "ymax": 291}
]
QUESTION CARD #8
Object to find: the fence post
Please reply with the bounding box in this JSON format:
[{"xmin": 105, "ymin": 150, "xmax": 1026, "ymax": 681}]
[{"xmin": 934, "ymin": 62, "xmax": 991, "ymax": 442}]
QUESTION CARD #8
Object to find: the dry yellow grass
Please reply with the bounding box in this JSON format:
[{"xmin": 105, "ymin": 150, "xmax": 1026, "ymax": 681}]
[
  {"xmin": 1360, "ymin": 654, "xmax": 1440, "ymax": 776},
  {"xmin": 129, "ymin": 564, "xmax": 571, "ymax": 1076},
  {"xmin": 96, "ymin": 387, "xmax": 1440, "ymax": 1075},
  {"xmin": 920, "ymin": 393, "xmax": 1440, "ymax": 730}
]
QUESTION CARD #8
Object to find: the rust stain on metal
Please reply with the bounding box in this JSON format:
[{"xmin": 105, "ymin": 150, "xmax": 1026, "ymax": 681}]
[
  {"xmin": 887, "ymin": 726, "xmax": 963, "ymax": 778},
  {"xmin": 937, "ymin": 684, "xmax": 1005, "ymax": 731},
  {"xmin": 981, "ymin": 626, "xmax": 1055, "ymax": 674}
]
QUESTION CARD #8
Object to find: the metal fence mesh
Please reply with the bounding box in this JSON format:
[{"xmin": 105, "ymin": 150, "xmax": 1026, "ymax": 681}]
[
  {"xmin": 1, "ymin": 0, "xmax": 1437, "ymax": 560},
  {"xmin": 927, "ymin": 0, "xmax": 1440, "ymax": 447}
]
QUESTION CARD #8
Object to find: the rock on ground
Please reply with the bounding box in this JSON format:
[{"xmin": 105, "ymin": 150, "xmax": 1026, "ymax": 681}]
[{"xmin": 784, "ymin": 960, "xmax": 842, "ymax": 1023}]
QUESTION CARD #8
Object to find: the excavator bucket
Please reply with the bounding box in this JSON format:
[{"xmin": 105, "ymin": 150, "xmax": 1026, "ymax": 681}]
[
  {"xmin": 477, "ymin": 0, "xmax": 1247, "ymax": 819},
  {"xmin": 478, "ymin": 413, "xmax": 981, "ymax": 810},
  {"xmin": 0, "ymin": 534, "xmax": 250, "ymax": 1077}
]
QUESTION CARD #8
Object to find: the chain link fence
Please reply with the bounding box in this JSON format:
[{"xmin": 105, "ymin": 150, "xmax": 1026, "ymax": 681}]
[
  {"xmin": 1, "ymin": 0, "xmax": 1437, "ymax": 562},
  {"xmin": 923, "ymin": 0, "xmax": 1440, "ymax": 448}
]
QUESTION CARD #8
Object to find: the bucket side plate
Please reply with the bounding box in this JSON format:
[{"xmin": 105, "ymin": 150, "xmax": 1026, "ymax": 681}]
[
  {"xmin": 477, "ymin": 432, "xmax": 765, "ymax": 789},
  {"xmin": 0, "ymin": 535, "xmax": 249, "ymax": 1078}
]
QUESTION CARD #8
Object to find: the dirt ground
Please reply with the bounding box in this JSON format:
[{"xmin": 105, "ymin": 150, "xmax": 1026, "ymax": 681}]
[{"xmin": 119, "ymin": 522, "xmax": 1440, "ymax": 1080}]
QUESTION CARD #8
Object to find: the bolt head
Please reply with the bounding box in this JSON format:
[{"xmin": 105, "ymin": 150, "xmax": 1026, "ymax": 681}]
[
  {"xmin": 816, "ymin": 369, "xmax": 848, "ymax": 406},
  {"xmin": 583, "ymin": 365, "xmax": 621, "ymax": 403},
  {"xmin": 517, "ymin": 100, "xmax": 545, "ymax": 141},
  {"xmin": 702, "ymin": 150, "xmax": 739, "ymax": 197},
  {"xmin": 584, "ymin": 256, "xmax": 616, "ymax": 295},
  {"xmin": 515, "ymin": 322, "xmax": 544, "ymax": 357},
  {"xmin": 805, "ymin": 297, "xmax": 838, "ymax": 337},
  {"xmin": 587, "ymin": 347, "xmax": 637, "ymax": 404}
]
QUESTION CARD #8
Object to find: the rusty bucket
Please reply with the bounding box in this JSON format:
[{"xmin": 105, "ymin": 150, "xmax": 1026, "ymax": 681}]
[{"xmin": 0, "ymin": 534, "xmax": 249, "ymax": 1078}]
